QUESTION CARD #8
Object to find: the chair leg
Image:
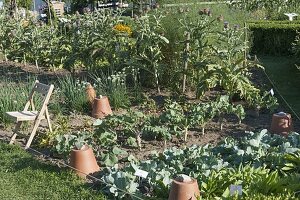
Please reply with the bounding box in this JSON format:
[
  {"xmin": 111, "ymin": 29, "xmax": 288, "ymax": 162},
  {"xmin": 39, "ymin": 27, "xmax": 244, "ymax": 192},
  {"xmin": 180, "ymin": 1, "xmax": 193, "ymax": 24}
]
[
  {"xmin": 45, "ymin": 108, "xmax": 52, "ymax": 132},
  {"xmin": 9, "ymin": 121, "xmax": 22, "ymax": 145},
  {"xmin": 25, "ymin": 119, "xmax": 41, "ymax": 149}
]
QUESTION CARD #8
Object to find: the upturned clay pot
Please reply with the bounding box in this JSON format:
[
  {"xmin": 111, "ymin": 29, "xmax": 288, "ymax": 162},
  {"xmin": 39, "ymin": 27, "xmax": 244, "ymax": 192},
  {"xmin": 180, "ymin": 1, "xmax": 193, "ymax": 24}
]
[
  {"xmin": 270, "ymin": 112, "xmax": 293, "ymax": 136},
  {"xmin": 168, "ymin": 176, "xmax": 200, "ymax": 200},
  {"xmin": 85, "ymin": 83, "xmax": 96, "ymax": 107},
  {"xmin": 92, "ymin": 96, "xmax": 112, "ymax": 118},
  {"xmin": 70, "ymin": 145, "xmax": 100, "ymax": 178}
]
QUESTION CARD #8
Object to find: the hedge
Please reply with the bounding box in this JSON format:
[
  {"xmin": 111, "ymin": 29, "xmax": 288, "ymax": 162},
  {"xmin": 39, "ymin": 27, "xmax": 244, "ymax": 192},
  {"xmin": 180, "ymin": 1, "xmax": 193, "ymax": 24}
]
[{"xmin": 248, "ymin": 20, "xmax": 300, "ymax": 55}]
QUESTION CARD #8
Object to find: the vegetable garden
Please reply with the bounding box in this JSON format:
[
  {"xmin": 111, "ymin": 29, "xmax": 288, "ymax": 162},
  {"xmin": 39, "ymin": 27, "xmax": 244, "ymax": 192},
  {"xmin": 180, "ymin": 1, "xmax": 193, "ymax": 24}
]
[{"xmin": 0, "ymin": 0, "xmax": 300, "ymax": 199}]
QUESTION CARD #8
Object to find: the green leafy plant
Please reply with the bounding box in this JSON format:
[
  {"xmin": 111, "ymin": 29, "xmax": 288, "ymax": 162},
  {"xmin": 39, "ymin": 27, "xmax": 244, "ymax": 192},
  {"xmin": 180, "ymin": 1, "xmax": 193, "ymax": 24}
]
[
  {"xmin": 101, "ymin": 146, "xmax": 128, "ymax": 167},
  {"xmin": 282, "ymin": 151, "xmax": 300, "ymax": 173},
  {"xmin": 57, "ymin": 76, "xmax": 89, "ymax": 113},
  {"xmin": 159, "ymin": 100, "xmax": 192, "ymax": 141},
  {"xmin": 197, "ymin": 27, "xmax": 262, "ymax": 103},
  {"xmin": 92, "ymin": 71, "xmax": 130, "ymax": 109},
  {"xmin": 54, "ymin": 131, "xmax": 93, "ymax": 155},
  {"xmin": 143, "ymin": 116, "xmax": 172, "ymax": 147},
  {"xmin": 134, "ymin": 12, "xmax": 169, "ymax": 93},
  {"xmin": 96, "ymin": 110, "xmax": 147, "ymax": 150}
]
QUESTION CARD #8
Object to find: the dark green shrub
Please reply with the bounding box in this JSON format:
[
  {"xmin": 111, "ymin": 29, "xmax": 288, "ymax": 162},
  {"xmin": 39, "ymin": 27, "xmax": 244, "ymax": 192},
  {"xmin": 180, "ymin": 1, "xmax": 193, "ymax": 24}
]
[{"xmin": 249, "ymin": 21, "xmax": 300, "ymax": 55}]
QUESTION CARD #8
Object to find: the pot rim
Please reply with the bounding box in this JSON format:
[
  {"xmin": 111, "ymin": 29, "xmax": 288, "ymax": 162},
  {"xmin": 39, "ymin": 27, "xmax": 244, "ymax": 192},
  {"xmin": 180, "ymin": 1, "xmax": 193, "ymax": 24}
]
[
  {"xmin": 72, "ymin": 145, "xmax": 90, "ymax": 152},
  {"xmin": 95, "ymin": 96, "xmax": 108, "ymax": 100},
  {"xmin": 172, "ymin": 178, "xmax": 197, "ymax": 185},
  {"xmin": 273, "ymin": 112, "xmax": 290, "ymax": 117}
]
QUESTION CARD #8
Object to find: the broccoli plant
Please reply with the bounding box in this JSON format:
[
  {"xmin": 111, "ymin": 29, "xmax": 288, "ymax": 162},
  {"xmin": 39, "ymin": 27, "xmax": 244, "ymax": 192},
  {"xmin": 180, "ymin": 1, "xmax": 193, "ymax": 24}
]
[
  {"xmin": 54, "ymin": 131, "xmax": 93, "ymax": 155},
  {"xmin": 212, "ymin": 96, "xmax": 246, "ymax": 130},
  {"xmin": 96, "ymin": 110, "xmax": 147, "ymax": 151},
  {"xmin": 143, "ymin": 117, "xmax": 172, "ymax": 147},
  {"xmin": 246, "ymin": 90, "xmax": 278, "ymax": 116},
  {"xmin": 160, "ymin": 100, "xmax": 194, "ymax": 142},
  {"xmin": 190, "ymin": 103, "xmax": 215, "ymax": 135}
]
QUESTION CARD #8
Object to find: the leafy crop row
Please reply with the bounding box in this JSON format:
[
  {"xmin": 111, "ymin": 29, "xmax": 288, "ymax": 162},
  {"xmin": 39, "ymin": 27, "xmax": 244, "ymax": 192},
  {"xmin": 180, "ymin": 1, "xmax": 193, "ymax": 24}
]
[{"xmin": 99, "ymin": 130, "xmax": 300, "ymax": 199}]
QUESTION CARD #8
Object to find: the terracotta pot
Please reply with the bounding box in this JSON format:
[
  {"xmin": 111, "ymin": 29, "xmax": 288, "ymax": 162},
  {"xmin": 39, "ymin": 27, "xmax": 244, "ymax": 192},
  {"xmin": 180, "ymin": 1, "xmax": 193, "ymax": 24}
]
[
  {"xmin": 168, "ymin": 176, "xmax": 200, "ymax": 200},
  {"xmin": 92, "ymin": 96, "xmax": 112, "ymax": 118},
  {"xmin": 70, "ymin": 145, "xmax": 100, "ymax": 178},
  {"xmin": 270, "ymin": 112, "xmax": 293, "ymax": 136},
  {"xmin": 85, "ymin": 83, "xmax": 96, "ymax": 107}
]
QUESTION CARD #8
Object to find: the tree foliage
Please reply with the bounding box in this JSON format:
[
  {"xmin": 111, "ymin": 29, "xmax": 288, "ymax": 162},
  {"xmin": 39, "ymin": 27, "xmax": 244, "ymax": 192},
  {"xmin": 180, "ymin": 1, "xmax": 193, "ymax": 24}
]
[{"xmin": 4, "ymin": 0, "xmax": 32, "ymax": 9}]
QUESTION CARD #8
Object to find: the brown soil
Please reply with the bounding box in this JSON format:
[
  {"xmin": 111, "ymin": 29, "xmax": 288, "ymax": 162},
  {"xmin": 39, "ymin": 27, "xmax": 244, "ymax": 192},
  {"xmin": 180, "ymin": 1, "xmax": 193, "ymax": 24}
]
[{"xmin": 1, "ymin": 61, "xmax": 300, "ymax": 163}]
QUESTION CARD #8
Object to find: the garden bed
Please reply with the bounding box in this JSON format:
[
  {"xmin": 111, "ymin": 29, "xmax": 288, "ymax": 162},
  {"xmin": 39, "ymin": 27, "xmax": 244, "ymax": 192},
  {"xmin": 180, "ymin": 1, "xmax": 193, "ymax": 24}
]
[
  {"xmin": 1, "ymin": 2, "xmax": 300, "ymax": 198},
  {"xmin": 1, "ymin": 61, "xmax": 299, "ymax": 162}
]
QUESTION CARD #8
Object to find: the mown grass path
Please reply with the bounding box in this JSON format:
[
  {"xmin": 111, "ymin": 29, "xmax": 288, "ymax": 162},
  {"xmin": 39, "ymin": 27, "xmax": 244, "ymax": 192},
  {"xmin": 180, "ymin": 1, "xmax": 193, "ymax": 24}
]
[
  {"xmin": 260, "ymin": 56, "xmax": 300, "ymax": 116},
  {"xmin": 0, "ymin": 142, "xmax": 105, "ymax": 200}
]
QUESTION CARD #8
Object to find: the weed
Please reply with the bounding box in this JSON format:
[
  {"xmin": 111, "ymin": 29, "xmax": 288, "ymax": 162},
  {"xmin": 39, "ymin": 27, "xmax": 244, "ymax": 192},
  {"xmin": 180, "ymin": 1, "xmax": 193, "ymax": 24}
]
[{"xmin": 57, "ymin": 75, "xmax": 89, "ymax": 113}]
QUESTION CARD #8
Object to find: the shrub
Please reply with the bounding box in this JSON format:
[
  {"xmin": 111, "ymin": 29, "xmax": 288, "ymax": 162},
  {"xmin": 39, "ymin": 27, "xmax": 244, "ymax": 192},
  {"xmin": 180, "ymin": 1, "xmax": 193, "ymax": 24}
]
[{"xmin": 248, "ymin": 21, "xmax": 300, "ymax": 55}]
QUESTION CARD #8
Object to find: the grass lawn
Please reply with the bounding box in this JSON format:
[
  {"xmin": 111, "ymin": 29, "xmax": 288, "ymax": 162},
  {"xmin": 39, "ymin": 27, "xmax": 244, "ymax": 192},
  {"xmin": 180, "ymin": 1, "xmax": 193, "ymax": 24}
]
[
  {"xmin": 0, "ymin": 142, "xmax": 105, "ymax": 200},
  {"xmin": 260, "ymin": 56, "xmax": 300, "ymax": 115}
]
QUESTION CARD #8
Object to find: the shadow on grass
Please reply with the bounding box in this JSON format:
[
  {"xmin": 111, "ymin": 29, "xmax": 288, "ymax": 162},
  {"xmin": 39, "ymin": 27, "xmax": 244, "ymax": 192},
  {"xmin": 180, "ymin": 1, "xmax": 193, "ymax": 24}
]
[{"xmin": 0, "ymin": 141, "xmax": 105, "ymax": 198}]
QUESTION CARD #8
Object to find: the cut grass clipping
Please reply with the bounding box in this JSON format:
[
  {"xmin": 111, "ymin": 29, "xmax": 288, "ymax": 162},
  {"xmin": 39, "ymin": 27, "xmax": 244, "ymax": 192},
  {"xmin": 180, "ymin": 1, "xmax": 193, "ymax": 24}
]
[{"xmin": 0, "ymin": 142, "xmax": 105, "ymax": 200}]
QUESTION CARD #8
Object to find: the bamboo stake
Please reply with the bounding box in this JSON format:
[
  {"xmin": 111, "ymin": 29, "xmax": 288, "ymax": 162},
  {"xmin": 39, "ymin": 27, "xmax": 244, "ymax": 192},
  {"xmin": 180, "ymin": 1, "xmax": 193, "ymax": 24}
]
[
  {"xmin": 47, "ymin": 0, "xmax": 53, "ymax": 27},
  {"xmin": 182, "ymin": 32, "xmax": 190, "ymax": 93}
]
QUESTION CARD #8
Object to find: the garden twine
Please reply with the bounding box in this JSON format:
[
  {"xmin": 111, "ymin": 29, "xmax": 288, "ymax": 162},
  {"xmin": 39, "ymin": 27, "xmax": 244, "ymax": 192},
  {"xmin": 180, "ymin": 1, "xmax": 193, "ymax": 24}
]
[
  {"xmin": 27, "ymin": 147, "xmax": 144, "ymax": 200},
  {"xmin": 262, "ymin": 68, "xmax": 300, "ymax": 121}
]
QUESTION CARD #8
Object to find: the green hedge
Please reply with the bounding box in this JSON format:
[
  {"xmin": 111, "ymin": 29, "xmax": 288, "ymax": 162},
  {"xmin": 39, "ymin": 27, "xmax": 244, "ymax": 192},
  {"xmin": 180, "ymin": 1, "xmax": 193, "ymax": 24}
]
[{"xmin": 248, "ymin": 20, "xmax": 300, "ymax": 55}]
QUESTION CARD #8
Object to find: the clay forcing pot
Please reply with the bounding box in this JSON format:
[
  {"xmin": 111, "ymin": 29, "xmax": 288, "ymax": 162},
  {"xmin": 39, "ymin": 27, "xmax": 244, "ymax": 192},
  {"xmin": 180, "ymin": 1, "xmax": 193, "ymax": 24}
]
[
  {"xmin": 70, "ymin": 145, "xmax": 100, "ymax": 178},
  {"xmin": 85, "ymin": 83, "xmax": 96, "ymax": 108},
  {"xmin": 270, "ymin": 112, "xmax": 293, "ymax": 136},
  {"xmin": 92, "ymin": 96, "xmax": 112, "ymax": 118},
  {"xmin": 168, "ymin": 177, "xmax": 200, "ymax": 200}
]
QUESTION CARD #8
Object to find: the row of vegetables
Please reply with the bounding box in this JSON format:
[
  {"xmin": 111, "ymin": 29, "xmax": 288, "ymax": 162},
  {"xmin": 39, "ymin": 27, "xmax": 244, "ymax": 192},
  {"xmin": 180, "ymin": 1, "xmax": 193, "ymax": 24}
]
[{"xmin": 98, "ymin": 129, "xmax": 300, "ymax": 199}]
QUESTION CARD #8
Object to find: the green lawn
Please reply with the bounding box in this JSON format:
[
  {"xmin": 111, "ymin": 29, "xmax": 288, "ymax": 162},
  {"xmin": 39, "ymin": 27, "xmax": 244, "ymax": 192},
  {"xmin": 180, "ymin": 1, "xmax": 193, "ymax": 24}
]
[
  {"xmin": 0, "ymin": 142, "xmax": 105, "ymax": 200},
  {"xmin": 260, "ymin": 56, "xmax": 300, "ymax": 115}
]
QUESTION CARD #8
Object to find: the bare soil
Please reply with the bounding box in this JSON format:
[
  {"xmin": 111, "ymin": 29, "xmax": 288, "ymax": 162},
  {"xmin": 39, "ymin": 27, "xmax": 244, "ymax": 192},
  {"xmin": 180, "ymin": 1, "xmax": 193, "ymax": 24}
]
[{"xmin": 1, "ymin": 61, "xmax": 299, "ymax": 163}]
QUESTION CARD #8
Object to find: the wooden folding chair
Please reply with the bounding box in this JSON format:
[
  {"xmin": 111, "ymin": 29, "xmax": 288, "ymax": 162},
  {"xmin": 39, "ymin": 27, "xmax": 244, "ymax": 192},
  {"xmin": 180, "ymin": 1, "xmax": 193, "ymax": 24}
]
[{"xmin": 6, "ymin": 80, "xmax": 54, "ymax": 149}]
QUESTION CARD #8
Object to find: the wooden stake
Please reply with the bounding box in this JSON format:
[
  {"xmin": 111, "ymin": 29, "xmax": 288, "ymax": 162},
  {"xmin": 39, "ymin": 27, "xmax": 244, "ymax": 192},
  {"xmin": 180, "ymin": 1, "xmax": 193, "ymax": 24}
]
[{"xmin": 182, "ymin": 32, "xmax": 190, "ymax": 93}]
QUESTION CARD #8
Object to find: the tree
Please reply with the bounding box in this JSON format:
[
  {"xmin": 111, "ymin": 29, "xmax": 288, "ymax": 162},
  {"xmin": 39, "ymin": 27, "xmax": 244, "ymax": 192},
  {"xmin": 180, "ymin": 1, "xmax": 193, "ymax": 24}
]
[
  {"xmin": 68, "ymin": 0, "xmax": 97, "ymax": 13},
  {"xmin": 5, "ymin": 0, "xmax": 32, "ymax": 9}
]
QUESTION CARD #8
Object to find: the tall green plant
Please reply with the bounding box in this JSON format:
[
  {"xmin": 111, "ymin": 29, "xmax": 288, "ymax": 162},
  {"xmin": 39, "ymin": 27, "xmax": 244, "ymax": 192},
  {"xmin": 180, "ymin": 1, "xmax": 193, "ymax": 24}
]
[
  {"xmin": 179, "ymin": 14, "xmax": 216, "ymax": 93},
  {"xmin": 134, "ymin": 12, "xmax": 169, "ymax": 93},
  {"xmin": 196, "ymin": 27, "xmax": 262, "ymax": 103},
  {"xmin": 57, "ymin": 76, "xmax": 88, "ymax": 113}
]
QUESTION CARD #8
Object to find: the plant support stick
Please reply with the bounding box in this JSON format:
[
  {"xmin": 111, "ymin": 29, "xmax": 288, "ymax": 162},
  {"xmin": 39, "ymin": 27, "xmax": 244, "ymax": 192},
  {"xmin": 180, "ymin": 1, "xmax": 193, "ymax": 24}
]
[{"xmin": 182, "ymin": 32, "xmax": 190, "ymax": 93}]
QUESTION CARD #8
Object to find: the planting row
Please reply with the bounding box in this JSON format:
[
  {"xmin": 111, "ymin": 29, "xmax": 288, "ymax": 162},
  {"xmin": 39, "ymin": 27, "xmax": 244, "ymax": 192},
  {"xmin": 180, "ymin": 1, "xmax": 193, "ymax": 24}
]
[
  {"xmin": 0, "ymin": 75, "xmax": 129, "ymax": 125},
  {"xmin": 57, "ymin": 129, "xmax": 300, "ymax": 199},
  {"xmin": 0, "ymin": 9, "xmax": 277, "ymax": 106}
]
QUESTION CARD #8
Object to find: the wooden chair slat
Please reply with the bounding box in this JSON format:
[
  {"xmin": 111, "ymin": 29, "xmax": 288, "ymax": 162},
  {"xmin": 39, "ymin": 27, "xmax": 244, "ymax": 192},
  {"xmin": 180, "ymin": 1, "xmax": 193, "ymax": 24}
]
[
  {"xmin": 6, "ymin": 80, "xmax": 54, "ymax": 149},
  {"xmin": 33, "ymin": 82, "xmax": 52, "ymax": 95}
]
